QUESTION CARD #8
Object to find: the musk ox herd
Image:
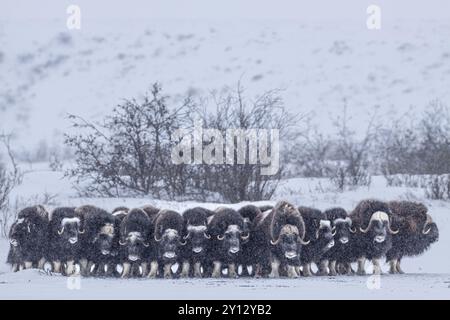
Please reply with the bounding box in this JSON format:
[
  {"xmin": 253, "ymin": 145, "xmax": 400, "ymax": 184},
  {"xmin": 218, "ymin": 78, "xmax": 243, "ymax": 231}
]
[{"xmin": 6, "ymin": 199, "xmax": 439, "ymax": 278}]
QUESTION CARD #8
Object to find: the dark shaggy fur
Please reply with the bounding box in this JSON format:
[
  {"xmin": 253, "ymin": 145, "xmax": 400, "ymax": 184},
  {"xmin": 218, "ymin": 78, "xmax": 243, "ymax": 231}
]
[
  {"xmin": 237, "ymin": 204, "xmax": 261, "ymax": 276},
  {"xmin": 118, "ymin": 208, "xmax": 153, "ymax": 278},
  {"xmin": 179, "ymin": 207, "xmax": 213, "ymax": 277},
  {"xmin": 151, "ymin": 209, "xmax": 185, "ymax": 278},
  {"xmin": 75, "ymin": 205, "xmax": 120, "ymax": 277},
  {"xmin": 350, "ymin": 199, "xmax": 396, "ymax": 275},
  {"xmin": 7, "ymin": 205, "xmax": 49, "ymax": 271},
  {"xmin": 47, "ymin": 207, "xmax": 82, "ymax": 275},
  {"xmin": 386, "ymin": 201, "xmax": 439, "ymax": 274},
  {"xmin": 321, "ymin": 207, "xmax": 356, "ymax": 275},
  {"xmin": 250, "ymin": 201, "xmax": 307, "ymax": 278},
  {"xmin": 206, "ymin": 207, "xmax": 247, "ymax": 278},
  {"xmin": 298, "ymin": 206, "xmax": 334, "ymax": 276}
]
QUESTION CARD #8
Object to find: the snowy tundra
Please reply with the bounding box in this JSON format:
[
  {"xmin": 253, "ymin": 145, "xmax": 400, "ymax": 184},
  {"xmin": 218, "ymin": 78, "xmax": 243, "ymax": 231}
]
[{"xmin": 0, "ymin": 165, "xmax": 449, "ymax": 299}]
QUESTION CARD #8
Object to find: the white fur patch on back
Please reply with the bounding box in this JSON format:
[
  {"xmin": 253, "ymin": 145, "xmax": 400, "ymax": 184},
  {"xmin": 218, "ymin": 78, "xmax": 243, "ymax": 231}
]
[
  {"xmin": 187, "ymin": 225, "xmax": 207, "ymax": 233},
  {"xmin": 226, "ymin": 224, "xmax": 240, "ymax": 233},
  {"xmin": 62, "ymin": 217, "xmax": 80, "ymax": 226},
  {"xmin": 371, "ymin": 211, "xmax": 389, "ymax": 222},
  {"xmin": 164, "ymin": 228, "xmax": 179, "ymax": 239},
  {"xmin": 333, "ymin": 217, "xmax": 352, "ymax": 225},
  {"xmin": 17, "ymin": 218, "xmax": 25, "ymax": 224},
  {"xmin": 113, "ymin": 210, "xmax": 127, "ymax": 216},
  {"xmin": 319, "ymin": 220, "xmax": 331, "ymax": 229},
  {"xmin": 260, "ymin": 210, "xmax": 272, "ymax": 222}
]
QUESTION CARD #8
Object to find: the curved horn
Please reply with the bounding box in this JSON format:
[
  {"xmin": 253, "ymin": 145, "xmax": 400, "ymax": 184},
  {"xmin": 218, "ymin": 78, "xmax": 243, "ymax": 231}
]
[
  {"xmin": 241, "ymin": 232, "xmax": 250, "ymax": 241},
  {"xmin": 183, "ymin": 232, "xmax": 191, "ymax": 240},
  {"xmin": 359, "ymin": 218, "xmax": 375, "ymax": 234},
  {"xmin": 78, "ymin": 228, "xmax": 85, "ymax": 234},
  {"xmin": 57, "ymin": 226, "xmax": 64, "ymax": 235},
  {"xmin": 387, "ymin": 220, "xmax": 399, "ymax": 235},
  {"xmin": 179, "ymin": 239, "xmax": 187, "ymax": 246},
  {"xmin": 270, "ymin": 237, "xmax": 280, "ymax": 246},
  {"xmin": 154, "ymin": 235, "xmax": 162, "ymax": 242},
  {"xmin": 217, "ymin": 234, "xmax": 225, "ymax": 241},
  {"xmin": 349, "ymin": 226, "xmax": 356, "ymax": 233},
  {"xmin": 331, "ymin": 226, "xmax": 337, "ymax": 236},
  {"xmin": 422, "ymin": 215, "xmax": 433, "ymax": 235},
  {"xmin": 119, "ymin": 239, "xmax": 127, "ymax": 246},
  {"xmin": 315, "ymin": 229, "xmax": 320, "ymax": 239},
  {"xmin": 143, "ymin": 242, "xmax": 150, "ymax": 247},
  {"xmin": 204, "ymin": 232, "xmax": 211, "ymax": 239},
  {"xmin": 299, "ymin": 238, "xmax": 310, "ymax": 245}
]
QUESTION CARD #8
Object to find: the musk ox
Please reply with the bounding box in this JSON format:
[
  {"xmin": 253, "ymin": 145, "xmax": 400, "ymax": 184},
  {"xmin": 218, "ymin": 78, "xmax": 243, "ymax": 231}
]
[
  {"xmin": 237, "ymin": 204, "xmax": 262, "ymax": 277},
  {"xmin": 150, "ymin": 209, "xmax": 185, "ymax": 279},
  {"xmin": 75, "ymin": 205, "xmax": 120, "ymax": 277},
  {"xmin": 7, "ymin": 205, "xmax": 49, "ymax": 272},
  {"xmin": 251, "ymin": 201, "xmax": 308, "ymax": 278},
  {"xmin": 320, "ymin": 207, "xmax": 356, "ymax": 276},
  {"xmin": 350, "ymin": 199, "xmax": 398, "ymax": 275},
  {"xmin": 298, "ymin": 207, "xmax": 335, "ymax": 276},
  {"xmin": 179, "ymin": 207, "xmax": 213, "ymax": 278},
  {"xmin": 47, "ymin": 207, "xmax": 83, "ymax": 275},
  {"xmin": 206, "ymin": 207, "xmax": 249, "ymax": 278},
  {"xmin": 386, "ymin": 201, "xmax": 439, "ymax": 274},
  {"xmin": 118, "ymin": 208, "xmax": 152, "ymax": 278}
]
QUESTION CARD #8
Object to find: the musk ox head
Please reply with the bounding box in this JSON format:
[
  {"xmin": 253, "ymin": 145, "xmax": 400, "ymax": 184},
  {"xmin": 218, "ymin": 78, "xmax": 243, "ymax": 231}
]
[
  {"xmin": 182, "ymin": 207, "xmax": 212, "ymax": 255},
  {"xmin": 209, "ymin": 207, "xmax": 249, "ymax": 257},
  {"xmin": 299, "ymin": 206, "xmax": 335, "ymax": 252},
  {"xmin": 269, "ymin": 201, "xmax": 308, "ymax": 260},
  {"xmin": 51, "ymin": 207, "xmax": 83, "ymax": 246},
  {"xmin": 325, "ymin": 207, "xmax": 355, "ymax": 245},
  {"xmin": 353, "ymin": 199, "xmax": 398, "ymax": 246},
  {"xmin": 238, "ymin": 204, "xmax": 261, "ymax": 235},
  {"xmin": 9, "ymin": 205, "xmax": 48, "ymax": 249},
  {"xmin": 154, "ymin": 210, "xmax": 185, "ymax": 262},
  {"xmin": 119, "ymin": 208, "xmax": 151, "ymax": 262},
  {"xmin": 389, "ymin": 201, "xmax": 439, "ymax": 244}
]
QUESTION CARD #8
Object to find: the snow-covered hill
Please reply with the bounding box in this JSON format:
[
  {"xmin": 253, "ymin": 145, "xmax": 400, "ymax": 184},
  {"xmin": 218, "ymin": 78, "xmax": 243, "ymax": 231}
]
[{"xmin": 2, "ymin": 18, "xmax": 450, "ymax": 150}]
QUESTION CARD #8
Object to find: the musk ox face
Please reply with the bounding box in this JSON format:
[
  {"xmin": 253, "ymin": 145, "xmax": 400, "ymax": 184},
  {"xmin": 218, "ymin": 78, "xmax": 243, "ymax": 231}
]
[
  {"xmin": 183, "ymin": 224, "xmax": 210, "ymax": 254},
  {"xmin": 93, "ymin": 223, "xmax": 115, "ymax": 256},
  {"xmin": 421, "ymin": 214, "xmax": 439, "ymax": 244},
  {"xmin": 332, "ymin": 217, "xmax": 355, "ymax": 245},
  {"xmin": 155, "ymin": 228, "xmax": 185, "ymax": 261},
  {"xmin": 270, "ymin": 224, "xmax": 301, "ymax": 260},
  {"xmin": 217, "ymin": 224, "xmax": 249, "ymax": 257},
  {"xmin": 360, "ymin": 211, "xmax": 398, "ymax": 244},
  {"xmin": 9, "ymin": 218, "xmax": 32, "ymax": 247},
  {"xmin": 119, "ymin": 231, "xmax": 149, "ymax": 261},
  {"xmin": 57, "ymin": 217, "xmax": 83, "ymax": 245},
  {"xmin": 315, "ymin": 219, "xmax": 335, "ymax": 251}
]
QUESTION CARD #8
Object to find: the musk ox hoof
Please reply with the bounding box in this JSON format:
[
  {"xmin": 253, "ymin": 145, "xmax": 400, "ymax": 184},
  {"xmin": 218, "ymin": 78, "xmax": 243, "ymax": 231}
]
[
  {"xmin": 356, "ymin": 270, "xmax": 366, "ymax": 276},
  {"xmin": 315, "ymin": 271, "xmax": 328, "ymax": 277},
  {"xmin": 329, "ymin": 270, "xmax": 338, "ymax": 276}
]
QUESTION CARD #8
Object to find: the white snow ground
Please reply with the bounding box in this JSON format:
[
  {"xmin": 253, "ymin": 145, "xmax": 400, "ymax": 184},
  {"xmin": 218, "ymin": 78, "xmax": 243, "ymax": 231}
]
[{"xmin": 0, "ymin": 166, "xmax": 449, "ymax": 299}]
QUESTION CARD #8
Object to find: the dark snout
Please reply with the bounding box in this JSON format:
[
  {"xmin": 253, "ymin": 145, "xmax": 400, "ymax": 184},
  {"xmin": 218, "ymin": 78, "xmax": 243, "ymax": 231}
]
[{"xmin": 373, "ymin": 223, "xmax": 387, "ymax": 243}]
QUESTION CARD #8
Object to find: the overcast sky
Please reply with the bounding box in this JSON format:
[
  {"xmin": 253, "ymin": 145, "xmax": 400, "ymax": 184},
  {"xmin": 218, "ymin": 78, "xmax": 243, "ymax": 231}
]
[{"xmin": 1, "ymin": 0, "xmax": 450, "ymax": 20}]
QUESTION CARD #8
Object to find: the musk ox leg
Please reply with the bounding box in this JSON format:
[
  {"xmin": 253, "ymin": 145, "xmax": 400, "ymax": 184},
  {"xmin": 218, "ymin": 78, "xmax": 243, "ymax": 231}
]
[
  {"xmin": 316, "ymin": 260, "xmax": 329, "ymax": 276},
  {"xmin": 193, "ymin": 262, "xmax": 202, "ymax": 278},
  {"xmin": 121, "ymin": 262, "xmax": 131, "ymax": 278},
  {"xmin": 24, "ymin": 261, "xmax": 33, "ymax": 270},
  {"xmin": 79, "ymin": 258, "xmax": 89, "ymax": 276},
  {"xmin": 302, "ymin": 263, "xmax": 313, "ymax": 277},
  {"xmin": 53, "ymin": 261, "xmax": 62, "ymax": 273},
  {"xmin": 148, "ymin": 261, "xmax": 158, "ymax": 278},
  {"xmin": 180, "ymin": 261, "xmax": 190, "ymax": 278},
  {"xmin": 357, "ymin": 257, "xmax": 366, "ymax": 276},
  {"xmin": 396, "ymin": 259, "xmax": 405, "ymax": 274},
  {"xmin": 38, "ymin": 258, "xmax": 46, "ymax": 270},
  {"xmin": 140, "ymin": 262, "xmax": 148, "ymax": 277},
  {"xmin": 344, "ymin": 263, "xmax": 355, "ymax": 275},
  {"xmin": 372, "ymin": 258, "xmax": 382, "ymax": 275},
  {"xmin": 268, "ymin": 257, "xmax": 280, "ymax": 278},
  {"xmin": 286, "ymin": 265, "xmax": 298, "ymax": 278},
  {"xmin": 163, "ymin": 263, "xmax": 172, "ymax": 279},
  {"xmin": 228, "ymin": 263, "xmax": 238, "ymax": 278},
  {"xmin": 388, "ymin": 259, "xmax": 398, "ymax": 274},
  {"xmin": 329, "ymin": 260, "xmax": 337, "ymax": 276},
  {"xmin": 212, "ymin": 261, "xmax": 222, "ymax": 278},
  {"xmin": 11, "ymin": 263, "xmax": 19, "ymax": 272},
  {"xmin": 66, "ymin": 260, "xmax": 76, "ymax": 276}
]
